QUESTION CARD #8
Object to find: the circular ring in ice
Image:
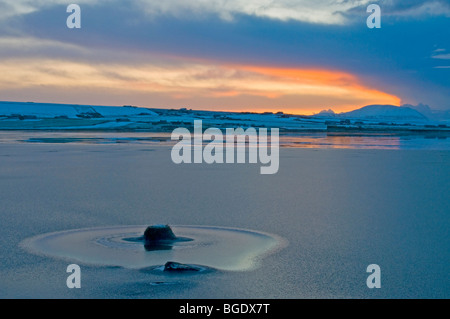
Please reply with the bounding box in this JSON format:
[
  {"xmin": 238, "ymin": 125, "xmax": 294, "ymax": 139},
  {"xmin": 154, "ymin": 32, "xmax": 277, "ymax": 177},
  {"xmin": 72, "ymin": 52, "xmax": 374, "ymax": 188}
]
[{"xmin": 20, "ymin": 225, "xmax": 287, "ymax": 271}]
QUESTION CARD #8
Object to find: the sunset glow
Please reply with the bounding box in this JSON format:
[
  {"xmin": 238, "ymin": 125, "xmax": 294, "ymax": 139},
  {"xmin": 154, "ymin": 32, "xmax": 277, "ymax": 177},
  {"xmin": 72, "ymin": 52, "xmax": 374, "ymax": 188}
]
[{"xmin": 0, "ymin": 57, "xmax": 401, "ymax": 115}]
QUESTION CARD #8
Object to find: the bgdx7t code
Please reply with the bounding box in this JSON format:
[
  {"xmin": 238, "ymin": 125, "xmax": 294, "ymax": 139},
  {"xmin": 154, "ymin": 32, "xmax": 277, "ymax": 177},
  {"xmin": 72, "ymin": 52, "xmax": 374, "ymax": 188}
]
[{"xmin": 223, "ymin": 304, "xmax": 270, "ymax": 314}]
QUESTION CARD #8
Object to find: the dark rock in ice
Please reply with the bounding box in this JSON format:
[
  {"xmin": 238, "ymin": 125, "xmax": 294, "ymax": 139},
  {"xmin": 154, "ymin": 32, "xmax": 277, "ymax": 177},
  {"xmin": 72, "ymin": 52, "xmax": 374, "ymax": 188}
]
[
  {"xmin": 141, "ymin": 225, "xmax": 193, "ymax": 251},
  {"xmin": 163, "ymin": 262, "xmax": 202, "ymax": 272},
  {"xmin": 143, "ymin": 225, "xmax": 177, "ymax": 243}
]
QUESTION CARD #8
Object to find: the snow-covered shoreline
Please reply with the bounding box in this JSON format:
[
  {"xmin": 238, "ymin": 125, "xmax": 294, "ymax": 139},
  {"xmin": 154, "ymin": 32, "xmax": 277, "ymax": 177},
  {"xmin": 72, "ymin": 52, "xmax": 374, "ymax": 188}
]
[{"xmin": 0, "ymin": 101, "xmax": 449, "ymax": 132}]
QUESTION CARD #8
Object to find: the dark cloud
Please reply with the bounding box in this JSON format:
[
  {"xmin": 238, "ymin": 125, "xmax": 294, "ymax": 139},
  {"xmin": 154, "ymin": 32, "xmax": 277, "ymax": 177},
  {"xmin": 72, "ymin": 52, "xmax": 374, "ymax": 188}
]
[{"xmin": 1, "ymin": 0, "xmax": 449, "ymax": 109}]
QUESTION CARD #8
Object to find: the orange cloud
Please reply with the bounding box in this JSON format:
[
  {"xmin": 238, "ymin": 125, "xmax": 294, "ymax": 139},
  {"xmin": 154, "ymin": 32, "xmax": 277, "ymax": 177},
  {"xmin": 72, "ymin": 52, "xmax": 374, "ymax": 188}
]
[{"xmin": 228, "ymin": 65, "xmax": 401, "ymax": 113}]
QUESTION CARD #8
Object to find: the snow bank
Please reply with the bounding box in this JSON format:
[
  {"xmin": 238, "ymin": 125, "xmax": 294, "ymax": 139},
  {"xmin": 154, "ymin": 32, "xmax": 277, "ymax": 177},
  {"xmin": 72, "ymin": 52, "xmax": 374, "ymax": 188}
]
[{"xmin": 0, "ymin": 101, "xmax": 157, "ymax": 119}]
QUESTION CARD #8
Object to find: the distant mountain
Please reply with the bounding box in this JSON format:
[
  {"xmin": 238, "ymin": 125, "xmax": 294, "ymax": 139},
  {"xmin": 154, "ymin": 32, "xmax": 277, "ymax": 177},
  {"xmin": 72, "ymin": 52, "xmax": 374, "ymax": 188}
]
[
  {"xmin": 403, "ymin": 103, "xmax": 450, "ymax": 122},
  {"xmin": 403, "ymin": 103, "xmax": 433, "ymax": 117},
  {"xmin": 339, "ymin": 104, "xmax": 428, "ymax": 122},
  {"xmin": 315, "ymin": 109, "xmax": 336, "ymax": 117}
]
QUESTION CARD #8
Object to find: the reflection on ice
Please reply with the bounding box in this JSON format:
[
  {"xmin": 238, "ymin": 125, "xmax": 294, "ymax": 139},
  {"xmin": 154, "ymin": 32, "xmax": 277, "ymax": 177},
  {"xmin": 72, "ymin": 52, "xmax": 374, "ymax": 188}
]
[{"xmin": 1, "ymin": 131, "xmax": 449, "ymax": 150}]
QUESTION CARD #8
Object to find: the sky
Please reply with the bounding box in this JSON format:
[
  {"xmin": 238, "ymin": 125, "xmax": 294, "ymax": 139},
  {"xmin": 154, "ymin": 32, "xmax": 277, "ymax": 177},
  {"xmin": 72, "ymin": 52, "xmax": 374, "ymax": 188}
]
[{"xmin": 0, "ymin": 0, "xmax": 449, "ymax": 115}]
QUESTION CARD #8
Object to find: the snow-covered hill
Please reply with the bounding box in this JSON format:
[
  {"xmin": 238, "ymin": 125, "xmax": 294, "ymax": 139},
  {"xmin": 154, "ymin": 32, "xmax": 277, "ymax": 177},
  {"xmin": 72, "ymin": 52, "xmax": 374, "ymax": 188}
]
[
  {"xmin": 0, "ymin": 101, "xmax": 157, "ymax": 119},
  {"xmin": 340, "ymin": 104, "xmax": 428, "ymax": 122},
  {"xmin": 0, "ymin": 101, "xmax": 448, "ymax": 132}
]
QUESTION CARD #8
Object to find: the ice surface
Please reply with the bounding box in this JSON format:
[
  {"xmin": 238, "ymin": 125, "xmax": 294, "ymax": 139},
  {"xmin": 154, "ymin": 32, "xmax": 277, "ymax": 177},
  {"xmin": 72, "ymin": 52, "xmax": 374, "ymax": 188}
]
[
  {"xmin": 1, "ymin": 102, "xmax": 450, "ymax": 298},
  {"xmin": 20, "ymin": 225, "xmax": 285, "ymax": 271},
  {"xmin": 0, "ymin": 143, "xmax": 449, "ymax": 298}
]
